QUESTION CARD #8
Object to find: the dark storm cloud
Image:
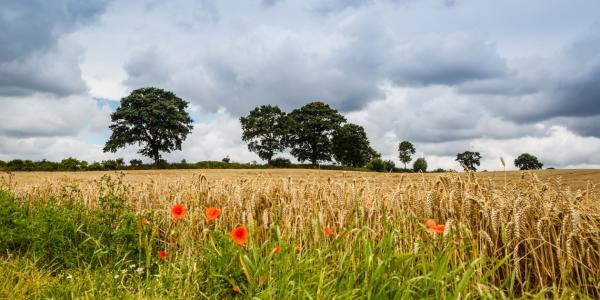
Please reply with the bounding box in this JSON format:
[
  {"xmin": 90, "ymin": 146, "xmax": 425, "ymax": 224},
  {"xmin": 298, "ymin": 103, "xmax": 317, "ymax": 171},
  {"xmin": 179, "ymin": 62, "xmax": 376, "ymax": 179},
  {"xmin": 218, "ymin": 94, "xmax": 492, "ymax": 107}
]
[
  {"xmin": 0, "ymin": 0, "xmax": 111, "ymax": 63},
  {"xmin": 0, "ymin": 0, "xmax": 111, "ymax": 97},
  {"xmin": 311, "ymin": 0, "xmax": 375, "ymax": 14},
  {"xmin": 454, "ymin": 24, "xmax": 600, "ymax": 135},
  {"xmin": 381, "ymin": 33, "xmax": 508, "ymax": 86}
]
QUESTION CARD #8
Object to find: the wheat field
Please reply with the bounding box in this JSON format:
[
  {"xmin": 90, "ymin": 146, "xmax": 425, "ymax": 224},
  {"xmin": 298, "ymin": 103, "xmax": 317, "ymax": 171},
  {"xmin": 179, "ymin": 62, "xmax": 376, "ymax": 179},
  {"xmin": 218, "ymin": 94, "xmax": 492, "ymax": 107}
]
[{"xmin": 4, "ymin": 168, "xmax": 600, "ymax": 295}]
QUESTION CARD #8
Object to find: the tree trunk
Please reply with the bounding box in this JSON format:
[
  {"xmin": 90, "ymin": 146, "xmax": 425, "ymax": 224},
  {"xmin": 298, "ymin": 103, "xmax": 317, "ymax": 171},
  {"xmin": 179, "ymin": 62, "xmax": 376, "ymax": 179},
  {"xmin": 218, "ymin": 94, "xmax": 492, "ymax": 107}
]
[{"xmin": 154, "ymin": 153, "xmax": 159, "ymax": 169}]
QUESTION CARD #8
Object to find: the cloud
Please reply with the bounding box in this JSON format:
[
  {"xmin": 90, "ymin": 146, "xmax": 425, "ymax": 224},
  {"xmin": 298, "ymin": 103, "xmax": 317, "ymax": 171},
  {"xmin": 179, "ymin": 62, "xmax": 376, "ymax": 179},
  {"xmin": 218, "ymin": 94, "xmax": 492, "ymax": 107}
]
[
  {"xmin": 0, "ymin": 0, "xmax": 110, "ymax": 63},
  {"xmin": 0, "ymin": 0, "xmax": 110, "ymax": 97},
  {"xmin": 122, "ymin": 49, "xmax": 172, "ymax": 88},
  {"xmin": 455, "ymin": 24, "xmax": 600, "ymax": 132},
  {"xmin": 261, "ymin": 0, "xmax": 285, "ymax": 8},
  {"xmin": 0, "ymin": 95, "xmax": 106, "ymax": 139}
]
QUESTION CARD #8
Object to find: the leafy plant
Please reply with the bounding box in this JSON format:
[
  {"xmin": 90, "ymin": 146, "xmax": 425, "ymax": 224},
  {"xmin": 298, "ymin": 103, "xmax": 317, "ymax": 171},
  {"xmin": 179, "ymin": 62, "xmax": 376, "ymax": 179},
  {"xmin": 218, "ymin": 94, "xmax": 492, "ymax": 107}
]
[
  {"xmin": 240, "ymin": 105, "xmax": 293, "ymax": 164},
  {"xmin": 413, "ymin": 157, "xmax": 427, "ymax": 172},
  {"xmin": 398, "ymin": 141, "xmax": 416, "ymax": 169},
  {"xmin": 367, "ymin": 158, "xmax": 385, "ymax": 172},
  {"xmin": 514, "ymin": 153, "xmax": 543, "ymax": 170},
  {"xmin": 332, "ymin": 123, "xmax": 372, "ymax": 167},
  {"xmin": 270, "ymin": 157, "xmax": 291, "ymax": 168},
  {"xmin": 455, "ymin": 151, "xmax": 481, "ymax": 171}
]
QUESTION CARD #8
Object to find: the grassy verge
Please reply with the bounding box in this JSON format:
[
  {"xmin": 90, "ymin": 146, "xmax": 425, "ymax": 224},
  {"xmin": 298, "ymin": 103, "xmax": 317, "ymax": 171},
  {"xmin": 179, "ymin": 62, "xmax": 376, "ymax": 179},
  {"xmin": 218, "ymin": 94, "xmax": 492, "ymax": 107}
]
[{"xmin": 0, "ymin": 174, "xmax": 594, "ymax": 299}]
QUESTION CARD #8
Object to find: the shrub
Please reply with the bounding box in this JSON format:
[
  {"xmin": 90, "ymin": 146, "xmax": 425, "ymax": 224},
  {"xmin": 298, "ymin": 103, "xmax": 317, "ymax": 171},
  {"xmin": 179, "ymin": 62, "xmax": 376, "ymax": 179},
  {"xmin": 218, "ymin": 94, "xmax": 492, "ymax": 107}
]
[
  {"xmin": 367, "ymin": 158, "xmax": 385, "ymax": 172},
  {"xmin": 433, "ymin": 168, "xmax": 445, "ymax": 172},
  {"xmin": 384, "ymin": 160, "xmax": 395, "ymax": 172},
  {"xmin": 129, "ymin": 159, "xmax": 143, "ymax": 167},
  {"xmin": 270, "ymin": 157, "xmax": 292, "ymax": 168},
  {"xmin": 413, "ymin": 157, "xmax": 427, "ymax": 172},
  {"xmin": 102, "ymin": 160, "xmax": 118, "ymax": 170}
]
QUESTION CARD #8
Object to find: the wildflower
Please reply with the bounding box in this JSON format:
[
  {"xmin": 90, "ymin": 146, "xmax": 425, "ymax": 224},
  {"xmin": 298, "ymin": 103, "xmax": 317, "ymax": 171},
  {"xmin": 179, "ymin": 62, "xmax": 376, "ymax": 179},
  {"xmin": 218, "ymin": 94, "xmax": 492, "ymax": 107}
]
[
  {"xmin": 233, "ymin": 287, "xmax": 241, "ymax": 294},
  {"xmin": 130, "ymin": 264, "xmax": 136, "ymax": 269},
  {"xmin": 66, "ymin": 274, "xmax": 73, "ymax": 279},
  {"xmin": 338, "ymin": 232, "xmax": 348, "ymax": 238},
  {"xmin": 114, "ymin": 274, "xmax": 119, "ymax": 279},
  {"xmin": 136, "ymin": 268, "xmax": 143, "ymax": 274},
  {"xmin": 142, "ymin": 218, "xmax": 149, "ymax": 225},
  {"xmin": 295, "ymin": 244, "xmax": 300, "ymax": 250},
  {"xmin": 171, "ymin": 204, "xmax": 187, "ymax": 220},
  {"xmin": 206, "ymin": 207, "xmax": 222, "ymax": 221},
  {"xmin": 257, "ymin": 276, "xmax": 264, "ymax": 283},
  {"xmin": 121, "ymin": 269, "xmax": 127, "ymax": 274},
  {"xmin": 324, "ymin": 227, "xmax": 333, "ymax": 234},
  {"xmin": 159, "ymin": 251, "xmax": 166, "ymax": 259},
  {"xmin": 426, "ymin": 220, "xmax": 445, "ymax": 233},
  {"xmin": 231, "ymin": 226, "xmax": 248, "ymax": 245},
  {"xmin": 273, "ymin": 245, "xmax": 280, "ymax": 253}
]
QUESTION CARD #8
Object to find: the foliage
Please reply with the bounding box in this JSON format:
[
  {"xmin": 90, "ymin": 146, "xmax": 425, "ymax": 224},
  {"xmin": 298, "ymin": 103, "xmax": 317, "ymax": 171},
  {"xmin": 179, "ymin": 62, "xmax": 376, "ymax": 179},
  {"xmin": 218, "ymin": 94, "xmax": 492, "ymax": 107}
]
[
  {"xmin": 269, "ymin": 157, "xmax": 291, "ymax": 168},
  {"xmin": 364, "ymin": 146, "xmax": 381, "ymax": 163},
  {"xmin": 0, "ymin": 160, "xmax": 5, "ymax": 168},
  {"xmin": 413, "ymin": 157, "xmax": 428, "ymax": 172},
  {"xmin": 398, "ymin": 141, "xmax": 416, "ymax": 169},
  {"xmin": 455, "ymin": 151, "xmax": 481, "ymax": 172},
  {"xmin": 432, "ymin": 168, "xmax": 446, "ymax": 172},
  {"xmin": 129, "ymin": 159, "xmax": 143, "ymax": 167},
  {"xmin": 384, "ymin": 159, "xmax": 395, "ymax": 172},
  {"xmin": 222, "ymin": 156, "xmax": 231, "ymax": 164},
  {"xmin": 240, "ymin": 105, "xmax": 293, "ymax": 163},
  {"xmin": 331, "ymin": 123, "xmax": 372, "ymax": 167},
  {"xmin": 514, "ymin": 153, "xmax": 544, "ymax": 170},
  {"xmin": 103, "ymin": 87, "xmax": 194, "ymax": 169},
  {"xmin": 60, "ymin": 157, "xmax": 80, "ymax": 171},
  {"xmin": 102, "ymin": 159, "xmax": 117, "ymax": 170},
  {"xmin": 288, "ymin": 102, "xmax": 346, "ymax": 166},
  {"xmin": 367, "ymin": 158, "xmax": 385, "ymax": 172},
  {"xmin": 115, "ymin": 158, "xmax": 125, "ymax": 166}
]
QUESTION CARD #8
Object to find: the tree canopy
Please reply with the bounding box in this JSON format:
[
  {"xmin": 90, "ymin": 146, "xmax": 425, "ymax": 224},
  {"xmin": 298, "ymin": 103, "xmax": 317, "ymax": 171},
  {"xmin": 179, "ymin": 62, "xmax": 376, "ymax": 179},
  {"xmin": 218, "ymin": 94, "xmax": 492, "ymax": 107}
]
[
  {"xmin": 240, "ymin": 105, "xmax": 292, "ymax": 163},
  {"xmin": 103, "ymin": 87, "xmax": 194, "ymax": 168},
  {"xmin": 332, "ymin": 123, "xmax": 371, "ymax": 167},
  {"xmin": 456, "ymin": 151, "xmax": 482, "ymax": 172},
  {"xmin": 514, "ymin": 153, "xmax": 543, "ymax": 170},
  {"xmin": 413, "ymin": 157, "xmax": 427, "ymax": 172},
  {"xmin": 288, "ymin": 102, "xmax": 347, "ymax": 166},
  {"xmin": 398, "ymin": 141, "xmax": 416, "ymax": 169}
]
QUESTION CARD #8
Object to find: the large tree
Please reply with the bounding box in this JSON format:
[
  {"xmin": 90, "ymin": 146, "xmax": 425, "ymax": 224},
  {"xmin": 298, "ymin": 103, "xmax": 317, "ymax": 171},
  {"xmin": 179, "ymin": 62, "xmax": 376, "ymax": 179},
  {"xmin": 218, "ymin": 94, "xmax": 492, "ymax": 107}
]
[
  {"xmin": 456, "ymin": 151, "xmax": 482, "ymax": 172},
  {"xmin": 240, "ymin": 105, "xmax": 292, "ymax": 164},
  {"xmin": 398, "ymin": 141, "xmax": 416, "ymax": 169},
  {"xmin": 103, "ymin": 87, "xmax": 194, "ymax": 169},
  {"xmin": 288, "ymin": 102, "xmax": 346, "ymax": 166},
  {"xmin": 514, "ymin": 153, "xmax": 544, "ymax": 170},
  {"xmin": 331, "ymin": 123, "xmax": 371, "ymax": 167}
]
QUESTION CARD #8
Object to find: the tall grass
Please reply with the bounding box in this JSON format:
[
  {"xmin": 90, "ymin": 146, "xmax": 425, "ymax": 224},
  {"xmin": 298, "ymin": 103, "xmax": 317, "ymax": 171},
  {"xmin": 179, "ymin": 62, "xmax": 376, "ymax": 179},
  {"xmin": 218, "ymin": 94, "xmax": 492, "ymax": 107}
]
[{"xmin": 1, "ymin": 170, "xmax": 598, "ymax": 298}]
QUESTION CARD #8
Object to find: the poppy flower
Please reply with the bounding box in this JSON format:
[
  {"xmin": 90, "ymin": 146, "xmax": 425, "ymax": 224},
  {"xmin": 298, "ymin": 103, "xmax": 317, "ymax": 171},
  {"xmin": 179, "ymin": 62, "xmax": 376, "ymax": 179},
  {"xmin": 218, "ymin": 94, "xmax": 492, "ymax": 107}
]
[
  {"xmin": 295, "ymin": 244, "xmax": 300, "ymax": 250},
  {"xmin": 171, "ymin": 204, "xmax": 187, "ymax": 220},
  {"xmin": 233, "ymin": 287, "xmax": 241, "ymax": 294},
  {"xmin": 231, "ymin": 226, "xmax": 248, "ymax": 245},
  {"xmin": 257, "ymin": 276, "xmax": 264, "ymax": 283},
  {"xmin": 206, "ymin": 207, "xmax": 221, "ymax": 221},
  {"xmin": 426, "ymin": 219, "xmax": 445, "ymax": 233},
  {"xmin": 159, "ymin": 251, "xmax": 166, "ymax": 259},
  {"xmin": 324, "ymin": 227, "xmax": 333, "ymax": 234},
  {"xmin": 338, "ymin": 233, "xmax": 348, "ymax": 238},
  {"xmin": 273, "ymin": 245, "xmax": 280, "ymax": 253},
  {"xmin": 142, "ymin": 218, "xmax": 149, "ymax": 225}
]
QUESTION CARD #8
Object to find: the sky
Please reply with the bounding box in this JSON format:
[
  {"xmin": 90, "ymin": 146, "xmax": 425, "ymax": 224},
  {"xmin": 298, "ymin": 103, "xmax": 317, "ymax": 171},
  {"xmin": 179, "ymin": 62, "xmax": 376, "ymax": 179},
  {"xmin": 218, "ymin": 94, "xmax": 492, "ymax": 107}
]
[{"xmin": 1, "ymin": 0, "xmax": 600, "ymax": 171}]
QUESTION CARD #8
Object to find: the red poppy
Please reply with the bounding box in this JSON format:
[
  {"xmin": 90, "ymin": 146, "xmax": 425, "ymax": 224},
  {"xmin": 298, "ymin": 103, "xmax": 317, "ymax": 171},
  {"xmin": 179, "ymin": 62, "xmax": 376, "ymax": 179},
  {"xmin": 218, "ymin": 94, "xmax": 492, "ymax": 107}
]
[
  {"xmin": 257, "ymin": 276, "xmax": 264, "ymax": 283},
  {"xmin": 231, "ymin": 226, "xmax": 248, "ymax": 245},
  {"xmin": 295, "ymin": 244, "xmax": 300, "ymax": 250},
  {"xmin": 338, "ymin": 232, "xmax": 348, "ymax": 238},
  {"xmin": 142, "ymin": 218, "xmax": 148, "ymax": 225},
  {"xmin": 426, "ymin": 220, "xmax": 445, "ymax": 233},
  {"xmin": 324, "ymin": 227, "xmax": 333, "ymax": 234},
  {"xmin": 273, "ymin": 245, "xmax": 280, "ymax": 253},
  {"xmin": 159, "ymin": 251, "xmax": 166, "ymax": 259},
  {"xmin": 233, "ymin": 287, "xmax": 241, "ymax": 294},
  {"xmin": 171, "ymin": 204, "xmax": 187, "ymax": 220},
  {"xmin": 206, "ymin": 207, "xmax": 221, "ymax": 221}
]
